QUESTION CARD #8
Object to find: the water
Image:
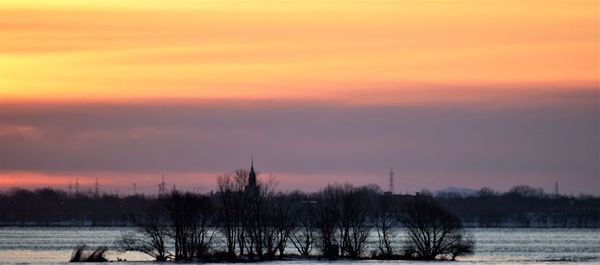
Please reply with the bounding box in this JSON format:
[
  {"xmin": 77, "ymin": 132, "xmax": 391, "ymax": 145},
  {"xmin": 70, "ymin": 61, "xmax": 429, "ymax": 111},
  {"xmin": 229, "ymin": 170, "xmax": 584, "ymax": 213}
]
[{"xmin": 0, "ymin": 227, "xmax": 598, "ymax": 264}]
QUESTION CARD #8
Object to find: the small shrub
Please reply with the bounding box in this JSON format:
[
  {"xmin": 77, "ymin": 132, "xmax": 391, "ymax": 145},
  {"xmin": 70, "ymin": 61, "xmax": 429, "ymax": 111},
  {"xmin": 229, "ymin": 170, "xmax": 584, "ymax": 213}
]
[{"xmin": 69, "ymin": 244, "xmax": 108, "ymax": 262}]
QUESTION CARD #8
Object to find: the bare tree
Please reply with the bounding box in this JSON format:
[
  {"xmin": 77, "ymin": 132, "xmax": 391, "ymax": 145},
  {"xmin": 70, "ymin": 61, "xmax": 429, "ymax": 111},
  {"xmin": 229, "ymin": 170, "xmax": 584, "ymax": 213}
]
[
  {"xmin": 163, "ymin": 191, "xmax": 215, "ymax": 260},
  {"xmin": 374, "ymin": 193, "xmax": 398, "ymax": 258},
  {"xmin": 216, "ymin": 170, "xmax": 248, "ymax": 257},
  {"xmin": 314, "ymin": 185, "xmax": 341, "ymax": 258},
  {"xmin": 315, "ymin": 184, "xmax": 374, "ymax": 259},
  {"xmin": 338, "ymin": 185, "xmax": 376, "ymax": 258},
  {"xmin": 115, "ymin": 203, "xmax": 170, "ymax": 261},
  {"xmin": 216, "ymin": 170, "xmax": 284, "ymax": 260},
  {"xmin": 288, "ymin": 192, "xmax": 317, "ymax": 257},
  {"xmin": 400, "ymin": 196, "xmax": 474, "ymax": 260},
  {"xmin": 190, "ymin": 194, "xmax": 216, "ymax": 259},
  {"xmin": 264, "ymin": 191, "xmax": 296, "ymax": 257},
  {"xmin": 244, "ymin": 175, "xmax": 277, "ymax": 259}
]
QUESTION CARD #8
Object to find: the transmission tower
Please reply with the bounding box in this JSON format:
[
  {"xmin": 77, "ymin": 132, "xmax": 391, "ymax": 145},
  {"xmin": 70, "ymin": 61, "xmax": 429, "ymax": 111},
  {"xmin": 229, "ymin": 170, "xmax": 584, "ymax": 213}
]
[
  {"xmin": 75, "ymin": 177, "xmax": 79, "ymax": 194},
  {"xmin": 158, "ymin": 175, "xmax": 166, "ymax": 196},
  {"xmin": 94, "ymin": 177, "xmax": 99, "ymax": 197},
  {"xmin": 389, "ymin": 167, "xmax": 395, "ymax": 194}
]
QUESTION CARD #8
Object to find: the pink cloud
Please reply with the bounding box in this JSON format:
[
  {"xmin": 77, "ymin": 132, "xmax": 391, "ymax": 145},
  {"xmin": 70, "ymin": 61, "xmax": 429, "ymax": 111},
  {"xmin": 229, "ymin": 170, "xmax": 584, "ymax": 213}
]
[{"xmin": 0, "ymin": 125, "xmax": 42, "ymax": 141}]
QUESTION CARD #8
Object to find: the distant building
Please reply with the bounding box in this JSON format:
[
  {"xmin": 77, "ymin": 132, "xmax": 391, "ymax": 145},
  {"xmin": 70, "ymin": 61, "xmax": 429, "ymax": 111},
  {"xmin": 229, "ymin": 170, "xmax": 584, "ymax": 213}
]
[{"xmin": 245, "ymin": 157, "xmax": 258, "ymax": 193}]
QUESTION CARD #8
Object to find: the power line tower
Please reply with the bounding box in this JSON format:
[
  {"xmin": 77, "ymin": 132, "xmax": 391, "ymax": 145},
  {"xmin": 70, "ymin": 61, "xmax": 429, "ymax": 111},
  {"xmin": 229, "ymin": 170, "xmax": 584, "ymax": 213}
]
[
  {"xmin": 94, "ymin": 177, "xmax": 99, "ymax": 198},
  {"xmin": 133, "ymin": 183, "xmax": 137, "ymax": 195},
  {"xmin": 554, "ymin": 181, "xmax": 559, "ymax": 198},
  {"xmin": 389, "ymin": 167, "xmax": 395, "ymax": 194},
  {"xmin": 75, "ymin": 177, "xmax": 80, "ymax": 194},
  {"xmin": 158, "ymin": 175, "xmax": 166, "ymax": 196}
]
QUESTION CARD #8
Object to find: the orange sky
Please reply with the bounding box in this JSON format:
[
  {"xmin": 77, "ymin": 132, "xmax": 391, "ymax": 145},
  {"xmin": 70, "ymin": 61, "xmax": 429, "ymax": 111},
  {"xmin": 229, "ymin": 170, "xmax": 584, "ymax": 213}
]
[
  {"xmin": 0, "ymin": 1, "xmax": 598, "ymax": 194},
  {"xmin": 1, "ymin": 0, "xmax": 598, "ymax": 103}
]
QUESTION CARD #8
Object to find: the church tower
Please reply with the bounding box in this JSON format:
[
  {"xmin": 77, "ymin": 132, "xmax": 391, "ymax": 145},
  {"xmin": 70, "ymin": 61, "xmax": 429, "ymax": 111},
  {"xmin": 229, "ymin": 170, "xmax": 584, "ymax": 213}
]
[{"xmin": 248, "ymin": 156, "xmax": 257, "ymax": 189}]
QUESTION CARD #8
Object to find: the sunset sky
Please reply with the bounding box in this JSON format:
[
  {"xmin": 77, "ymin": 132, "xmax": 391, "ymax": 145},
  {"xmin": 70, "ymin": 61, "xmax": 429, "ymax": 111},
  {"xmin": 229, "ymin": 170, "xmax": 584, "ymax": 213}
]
[{"xmin": 0, "ymin": 0, "xmax": 598, "ymax": 195}]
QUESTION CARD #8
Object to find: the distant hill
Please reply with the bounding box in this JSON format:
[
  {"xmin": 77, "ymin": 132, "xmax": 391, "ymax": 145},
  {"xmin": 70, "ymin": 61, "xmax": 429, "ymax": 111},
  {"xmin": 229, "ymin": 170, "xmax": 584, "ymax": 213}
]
[{"xmin": 436, "ymin": 187, "xmax": 478, "ymax": 197}]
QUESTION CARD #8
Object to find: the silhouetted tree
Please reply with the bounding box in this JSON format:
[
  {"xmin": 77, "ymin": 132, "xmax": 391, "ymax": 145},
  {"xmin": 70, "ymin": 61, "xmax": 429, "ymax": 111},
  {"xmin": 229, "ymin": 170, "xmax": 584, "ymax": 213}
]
[
  {"xmin": 314, "ymin": 185, "xmax": 341, "ymax": 258},
  {"xmin": 115, "ymin": 203, "xmax": 170, "ymax": 261},
  {"xmin": 315, "ymin": 184, "xmax": 374, "ymax": 258},
  {"xmin": 374, "ymin": 193, "xmax": 398, "ymax": 258},
  {"xmin": 163, "ymin": 191, "xmax": 215, "ymax": 260},
  {"xmin": 508, "ymin": 185, "xmax": 544, "ymax": 198},
  {"xmin": 338, "ymin": 185, "xmax": 376, "ymax": 258},
  {"xmin": 264, "ymin": 192, "xmax": 297, "ymax": 257},
  {"xmin": 216, "ymin": 170, "xmax": 249, "ymax": 257},
  {"xmin": 288, "ymin": 192, "xmax": 317, "ymax": 257},
  {"xmin": 478, "ymin": 187, "xmax": 498, "ymax": 197},
  {"xmin": 400, "ymin": 196, "xmax": 474, "ymax": 260},
  {"xmin": 244, "ymin": 175, "xmax": 278, "ymax": 259}
]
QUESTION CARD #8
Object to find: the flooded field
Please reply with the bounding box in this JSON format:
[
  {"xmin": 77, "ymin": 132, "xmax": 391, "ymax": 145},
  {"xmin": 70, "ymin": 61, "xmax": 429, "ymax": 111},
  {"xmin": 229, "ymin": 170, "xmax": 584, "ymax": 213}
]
[{"xmin": 0, "ymin": 227, "xmax": 598, "ymax": 264}]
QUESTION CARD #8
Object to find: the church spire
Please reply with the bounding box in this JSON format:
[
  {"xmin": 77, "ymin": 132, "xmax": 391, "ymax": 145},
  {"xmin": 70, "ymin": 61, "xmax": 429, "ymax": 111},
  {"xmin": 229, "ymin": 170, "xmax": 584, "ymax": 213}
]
[{"xmin": 248, "ymin": 154, "xmax": 257, "ymax": 188}]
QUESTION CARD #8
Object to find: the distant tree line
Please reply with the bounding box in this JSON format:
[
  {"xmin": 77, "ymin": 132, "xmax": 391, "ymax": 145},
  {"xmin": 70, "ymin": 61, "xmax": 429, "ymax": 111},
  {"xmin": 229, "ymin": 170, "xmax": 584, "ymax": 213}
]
[
  {"xmin": 0, "ymin": 188, "xmax": 149, "ymax": 226},
  {"xmin": 435, "ymin": 185, "xmax": 600, "ymax": 228},
  {"xmin": 0, "ymin": 183, "xmax": 598, "ymax": 229}
]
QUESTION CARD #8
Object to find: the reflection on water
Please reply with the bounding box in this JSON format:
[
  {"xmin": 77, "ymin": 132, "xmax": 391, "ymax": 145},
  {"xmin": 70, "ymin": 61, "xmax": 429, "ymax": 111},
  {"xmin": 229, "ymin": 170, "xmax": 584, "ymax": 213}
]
[{"xmin": 0, "ymin": 227, "xmax": 598, "ymax": 264}]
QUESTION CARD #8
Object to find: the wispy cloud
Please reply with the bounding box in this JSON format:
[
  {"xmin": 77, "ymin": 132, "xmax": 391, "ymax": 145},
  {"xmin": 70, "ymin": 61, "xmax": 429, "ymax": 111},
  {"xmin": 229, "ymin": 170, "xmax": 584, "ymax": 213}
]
[
  {"xmin": 1, "ymin": 90, "xmax": 597, "ymax": 193},
  {"xmin": 1, "ymin": 1, "xmax": 597, "ymax": 101}
]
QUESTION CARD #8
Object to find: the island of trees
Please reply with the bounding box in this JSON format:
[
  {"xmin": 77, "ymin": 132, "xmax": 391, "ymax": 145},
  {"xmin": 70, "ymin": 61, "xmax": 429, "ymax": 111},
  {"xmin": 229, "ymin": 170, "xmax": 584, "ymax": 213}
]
[{"xmin": 115, "ymin": 169, "xmax": 474, "ymax": 261}]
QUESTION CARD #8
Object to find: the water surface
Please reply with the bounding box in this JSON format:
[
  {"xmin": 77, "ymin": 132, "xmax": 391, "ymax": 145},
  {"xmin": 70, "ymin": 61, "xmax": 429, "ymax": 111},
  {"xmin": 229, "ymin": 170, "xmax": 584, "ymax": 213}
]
[{"xmin": 0, "ymin": 227, "xmax": 598, "ymax": 264}]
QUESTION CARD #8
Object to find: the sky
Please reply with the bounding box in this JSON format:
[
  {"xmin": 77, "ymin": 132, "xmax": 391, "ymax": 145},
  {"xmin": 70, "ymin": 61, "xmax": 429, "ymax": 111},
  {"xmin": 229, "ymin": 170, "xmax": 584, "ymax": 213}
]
[{"xmin": 0, "ymin": 0, "xmax": 598, "ymax": 195}]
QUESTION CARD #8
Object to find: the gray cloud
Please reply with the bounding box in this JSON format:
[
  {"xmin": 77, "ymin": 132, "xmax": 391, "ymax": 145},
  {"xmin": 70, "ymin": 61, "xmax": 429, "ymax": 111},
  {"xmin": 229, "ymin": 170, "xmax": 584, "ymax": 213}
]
[{"xmin": 0, "ymin": 89, "xmax": 598, "ymax": 194}]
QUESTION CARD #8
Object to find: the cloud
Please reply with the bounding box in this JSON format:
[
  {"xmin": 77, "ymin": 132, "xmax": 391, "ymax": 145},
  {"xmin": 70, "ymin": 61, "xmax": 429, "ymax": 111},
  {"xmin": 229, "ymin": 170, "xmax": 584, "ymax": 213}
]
[
  {"xmin": 0, "ymin": 124, "xmax": 43, "ymax": 141},
  {"xmin": 0, "ymin": 89, "xmax": 598, "ymax": 194},
  {"xmin": 1, "ymin": 1, "xmax": 597, "ymax": 101}
]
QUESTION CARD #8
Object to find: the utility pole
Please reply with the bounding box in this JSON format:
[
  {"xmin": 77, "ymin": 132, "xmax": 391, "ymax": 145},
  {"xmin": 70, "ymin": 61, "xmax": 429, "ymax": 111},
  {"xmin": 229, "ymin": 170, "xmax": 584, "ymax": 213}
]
[
  {"xmin": 94, "ymin": 177, "xmax": 99, "ymax": 198},
  {"xmin": 389, "ymin": 167, "xmax": 395, "ymax": 194},
  {"xmin": 75, "ymin": 177, "xmax": 79, "ymax": 194},
  {"xmin": 158, "ymin": 175, "xmax": 166, "ymax": 196},
  {"xmin": 133, "ymin": 183, "xmax": 137, "ymax": 195}
]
